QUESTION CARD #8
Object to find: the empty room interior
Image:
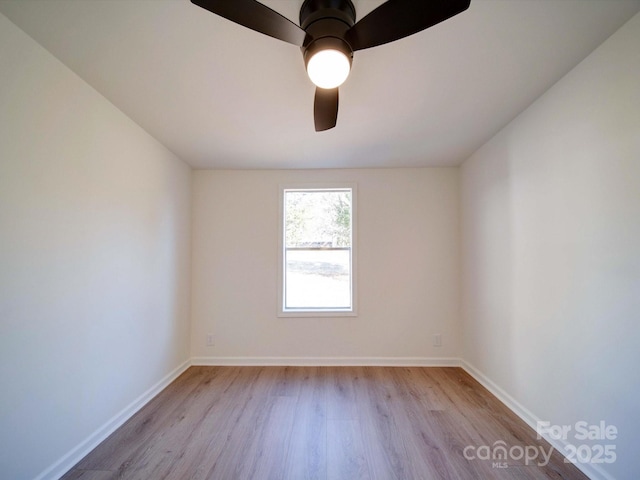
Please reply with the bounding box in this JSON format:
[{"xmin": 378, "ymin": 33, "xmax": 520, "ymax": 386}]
[{"xmin": 1, "ymin": 1, "xmax": 639, "ymax": 479}]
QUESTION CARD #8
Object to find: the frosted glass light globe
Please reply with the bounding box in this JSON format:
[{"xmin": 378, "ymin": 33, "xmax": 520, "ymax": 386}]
[{"xmin": 306, "ymin": 49, "xmax": 351, "ymax": 89}]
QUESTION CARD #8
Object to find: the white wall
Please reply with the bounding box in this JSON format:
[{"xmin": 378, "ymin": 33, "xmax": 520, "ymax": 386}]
[
  {"xmin": 0, "ymin": 13, "xmax": 191, "ymax": 480},
  {"xmin": 461, "ymin": 12, "xmax": 640, "ymax": 480},
  {"xmin": 191, "ymin": 168, "xmax": 460, "ymax": 362}
]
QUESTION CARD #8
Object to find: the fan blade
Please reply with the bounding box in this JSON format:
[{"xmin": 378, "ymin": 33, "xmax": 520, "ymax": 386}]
[
  {"xmin": 191, "ymin": 0, "xmax": 306, "ymax": 46},
  {"xmin": 314, "ymin": 87, "xmax": 339, "ymax": 132},
  {"xmin": 345, "ymin": 0, "xmax": 470, "ymax": 51}
]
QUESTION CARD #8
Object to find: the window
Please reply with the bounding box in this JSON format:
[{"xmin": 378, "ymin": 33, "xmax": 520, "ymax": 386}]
[{"xmin": 279, "ymin": 185, "xmax": 356, "ymax": 316}]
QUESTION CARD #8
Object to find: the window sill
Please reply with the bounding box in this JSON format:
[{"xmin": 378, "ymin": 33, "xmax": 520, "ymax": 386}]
[{"xmin": 278, "ymin": 309, "xmax": 358, "ymax": 318}]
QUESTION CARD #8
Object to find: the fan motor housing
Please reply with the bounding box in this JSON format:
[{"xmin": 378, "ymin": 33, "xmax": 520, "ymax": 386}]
[
  {"xmin": 300, "ymin": 0, "xmax": 356, "ymax": 66},
  {"xmin": 300, "ymin": 0, "xmax": 355, "ymax": 29}
]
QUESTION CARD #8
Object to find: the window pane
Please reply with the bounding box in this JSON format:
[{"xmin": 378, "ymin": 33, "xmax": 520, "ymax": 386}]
[
  {"xmin": 285, "ymin": 249, "xmax": 351, "ymax": 309},
  {"xmin": 285, "ymin": 190, "xmax": 351, "ymax": 248}
]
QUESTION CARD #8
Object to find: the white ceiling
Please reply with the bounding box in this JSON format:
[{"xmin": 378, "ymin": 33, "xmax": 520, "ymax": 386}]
[{"xmin": 1, "ymin": 0, "xmax": 638, "ymax": 169}]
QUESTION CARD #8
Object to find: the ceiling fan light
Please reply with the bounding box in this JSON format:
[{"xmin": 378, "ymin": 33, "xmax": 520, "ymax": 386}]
[{"xmin": 307, "ymin": 49, "xmax": 351, "ymax": 89}]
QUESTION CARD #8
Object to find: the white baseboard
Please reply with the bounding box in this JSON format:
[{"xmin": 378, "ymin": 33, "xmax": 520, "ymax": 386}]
[
  {"xmin": 460, "ymin": 360, "xmax": 610, "ymax": 480},
  {"xmin": 34, "ymin": 359, "xmax": 192, "ymax": 480},
  {"xmin": 37, "ymin": 357, "xmax": 610, "ymax": 480},
  {"xmin": 191, "ymin": 356, "xmax": 463, "ymax": 367}
]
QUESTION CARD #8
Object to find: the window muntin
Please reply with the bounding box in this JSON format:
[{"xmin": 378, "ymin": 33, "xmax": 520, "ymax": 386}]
[{"xmin": 280, "ymin": 186, "xmax": 356, "ymax": 315}]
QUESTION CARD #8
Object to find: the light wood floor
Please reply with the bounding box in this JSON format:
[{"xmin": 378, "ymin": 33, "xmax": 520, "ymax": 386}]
[{"xmin": 62, "ymin": 366, "xmax": 587, "ymax": 480}]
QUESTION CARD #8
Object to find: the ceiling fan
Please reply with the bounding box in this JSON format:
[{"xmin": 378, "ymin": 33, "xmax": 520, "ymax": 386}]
[{"xmin": 191, "ymin": 0, "xmax": 471, "ymax": 131}]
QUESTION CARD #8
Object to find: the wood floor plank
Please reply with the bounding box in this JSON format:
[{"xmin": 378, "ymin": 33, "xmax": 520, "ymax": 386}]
[
  {"xmin": 235, "ymin": 395, "xmax": 298, "ymax": 480},
  {"xmin": 326, "ymin": 366, "xmax": 360, "ymax": 421},
  {"xmin": 327, "ymin": 419, "xmax": 371, "ymax": 480},
  {"xmin": 356, "ymin": 366, "xmax": 416, "ymax": 480},
  {"xmin": 388, "ymin": 369, "xmax": 463, "ymax": 480},
  {"xmin": 284, "ymin": 367, "xmax": 328, "ymax": 480},
  {"xmin": 270, "ymin": 365, "xmax": 306, "ymax": 398},
  {"xmin": 61, "ymin": 366, "xmax": 589, "ymax": 480}
]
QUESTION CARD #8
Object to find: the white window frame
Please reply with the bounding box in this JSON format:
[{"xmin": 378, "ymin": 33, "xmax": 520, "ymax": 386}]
[{"xmin": 278, "ymin": 183, "xmax": 358, "ymax": 317}]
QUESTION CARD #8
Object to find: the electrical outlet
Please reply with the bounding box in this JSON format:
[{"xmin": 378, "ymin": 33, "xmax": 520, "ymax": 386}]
[
  {"xmin": 206, "ymin": 334, "xmax": 214, "ymax": 346},
  {"xmin": 433, "ymin": 334, "xmax": 442, "ymax": 347}
]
